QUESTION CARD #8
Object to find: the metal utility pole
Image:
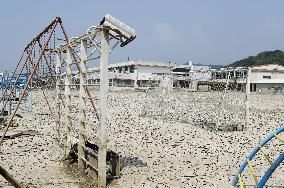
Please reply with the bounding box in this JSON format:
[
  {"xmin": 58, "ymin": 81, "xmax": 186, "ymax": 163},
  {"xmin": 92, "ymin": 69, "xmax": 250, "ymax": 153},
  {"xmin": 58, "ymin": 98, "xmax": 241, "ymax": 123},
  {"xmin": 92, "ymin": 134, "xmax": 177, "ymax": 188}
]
[
  {"xmin": 98, "ymin": 28, "xmax": 109, "ymax": 188},
  {"xmin": 245, "ymin": 67, "xmax": 251, "ymax": 129}
]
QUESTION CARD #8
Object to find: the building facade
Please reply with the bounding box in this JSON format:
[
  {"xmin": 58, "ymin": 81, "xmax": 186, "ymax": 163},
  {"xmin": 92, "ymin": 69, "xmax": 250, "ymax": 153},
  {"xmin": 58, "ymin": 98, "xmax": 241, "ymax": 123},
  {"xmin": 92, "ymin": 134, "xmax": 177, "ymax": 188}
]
[
  {"xmin": 87, "ymin": 60, "xmax": 176, "ymax": 91},
  {"xmin": 172, "ymin": 61, "xmax": 212, "ymax": 90},
  {"xmin": 250, "ymin": 64, "xmax": 284, "ymax": 94}
]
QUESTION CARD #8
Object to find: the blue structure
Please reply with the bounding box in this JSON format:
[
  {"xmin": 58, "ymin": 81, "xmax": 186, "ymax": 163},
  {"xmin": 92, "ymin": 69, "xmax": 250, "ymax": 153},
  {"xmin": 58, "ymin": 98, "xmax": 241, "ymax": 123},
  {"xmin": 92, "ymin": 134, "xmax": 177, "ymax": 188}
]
[
  {"xmin": 233, "ymin": 126, "xmax": 284, "ymax": 188},
  {"xmin": 1, "ymin": 74, "xmax": 28, "ymax": 91},
  {"xmin": 1, "ymin": 73, "xmax": 32, "ymax": 113}
]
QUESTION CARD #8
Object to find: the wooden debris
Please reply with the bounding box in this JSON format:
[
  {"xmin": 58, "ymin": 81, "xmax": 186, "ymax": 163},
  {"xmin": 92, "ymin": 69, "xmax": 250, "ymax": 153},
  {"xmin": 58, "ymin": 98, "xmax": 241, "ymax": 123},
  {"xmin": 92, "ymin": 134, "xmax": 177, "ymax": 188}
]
[{"xmin": 0, "ymin": 130, "xmax": 38, "ymax": 139}]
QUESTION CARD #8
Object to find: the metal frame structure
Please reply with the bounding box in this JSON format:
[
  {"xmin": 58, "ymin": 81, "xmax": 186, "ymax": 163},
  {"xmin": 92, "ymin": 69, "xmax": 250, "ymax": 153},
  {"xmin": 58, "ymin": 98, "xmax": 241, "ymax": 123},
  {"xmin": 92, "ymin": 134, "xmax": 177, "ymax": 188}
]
[
  {"xmin": 233, "ymin": 126, "xmax": 284, "ymax": 188},
  {"xmin": 0, "ymin": 17, "xmax": 68, "ymax": 144},
  {"xmin": 56, "ymin": 15, "xmax": 136, "ymax": 187},
  {"xmin": 1, "ymin": 15, "xmax": 136, "ymax": 188},
  {"xmin": 54, "ymin": 14, "xmax": 136, "ymax": 187},
  {"xmin": 0, "ymin": 16, "xmax": 70, "ymax": 188}
]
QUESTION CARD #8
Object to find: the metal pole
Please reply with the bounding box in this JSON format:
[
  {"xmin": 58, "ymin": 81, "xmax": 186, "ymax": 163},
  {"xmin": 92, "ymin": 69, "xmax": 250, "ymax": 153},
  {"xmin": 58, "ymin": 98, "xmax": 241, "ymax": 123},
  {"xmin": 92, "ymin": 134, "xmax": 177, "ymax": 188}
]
[
  {"xmin": 24, "ymin": 85, "xmax": 27, "ymax": 113},
  {"xmin": 245, "ymin": 67, "xmax": 251, "ymax": 129},
  {"xmin": 98, "ymin": 28, "xmax": 109, "ymax": 188},
  {"xmin": 78, "ymin": 39, "xmax": 87, "ymax": 169},
  {"xmin": 64, "ymin": 47, "xmax": 73, "ymax": 157},
  {"xmin": 55, "ymin": 53, "xmax": 61, "ymax": 145},
  {"xmin": 30, "ymin": 76, "xmax": 32, "ymax": 112},
  {"xmin": 8, "ymin": 75, "xmax": 11, "ymax": 115}
]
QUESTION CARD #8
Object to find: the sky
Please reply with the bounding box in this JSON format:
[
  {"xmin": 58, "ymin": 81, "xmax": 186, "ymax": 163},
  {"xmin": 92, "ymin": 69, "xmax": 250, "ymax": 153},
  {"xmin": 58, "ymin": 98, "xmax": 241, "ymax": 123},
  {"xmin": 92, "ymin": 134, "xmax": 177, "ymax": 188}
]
[{"xmin": 1, "ymin": 0, "xmax": 284, "ymax": 70}]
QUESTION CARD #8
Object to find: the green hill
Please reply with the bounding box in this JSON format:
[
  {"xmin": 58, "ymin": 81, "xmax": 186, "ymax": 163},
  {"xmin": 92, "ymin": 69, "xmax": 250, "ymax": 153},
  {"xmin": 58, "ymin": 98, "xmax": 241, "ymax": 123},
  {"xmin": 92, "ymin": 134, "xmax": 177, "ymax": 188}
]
[{"xmin": 229, "ymin": 50, "xmax": 284, "ymax": 67}]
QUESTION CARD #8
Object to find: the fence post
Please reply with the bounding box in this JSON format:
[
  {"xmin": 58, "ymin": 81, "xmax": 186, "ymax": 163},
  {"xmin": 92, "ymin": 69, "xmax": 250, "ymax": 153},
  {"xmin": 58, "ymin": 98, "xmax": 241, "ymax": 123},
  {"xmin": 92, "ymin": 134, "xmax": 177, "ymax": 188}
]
[{"xmin": 245, "ymin": 67, "xmax": 251, "ymax": 129}]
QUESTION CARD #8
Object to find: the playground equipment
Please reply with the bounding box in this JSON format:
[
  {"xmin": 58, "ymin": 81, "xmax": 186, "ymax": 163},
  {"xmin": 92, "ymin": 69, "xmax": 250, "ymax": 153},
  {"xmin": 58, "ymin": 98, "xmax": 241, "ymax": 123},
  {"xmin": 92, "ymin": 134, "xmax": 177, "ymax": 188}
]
[
  {"xmin": 0, "ymin": 17, "xmax": 68, "ymax": 187},
  {"xmin": 1, "ymin": 73, "xmax": 32, "ymax": 115},
  {"xmin": 55, "ymin": 14, "xmax": 135, "ymax": 187},
  {"xmin": 0, "ymin": 15, "xmax": 135, "ymax": 188},
  {"xmin": 233, "ymin": 126, "xmax": 284, "ymax": 188}
]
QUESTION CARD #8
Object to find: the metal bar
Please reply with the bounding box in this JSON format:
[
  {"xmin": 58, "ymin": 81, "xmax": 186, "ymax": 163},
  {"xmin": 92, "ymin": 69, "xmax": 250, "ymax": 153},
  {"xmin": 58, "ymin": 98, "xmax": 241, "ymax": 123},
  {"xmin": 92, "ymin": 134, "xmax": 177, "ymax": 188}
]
[
  {"xmin": 259, "ymin": 147, "xmax": 272, "ymax": 165},
  {"xmin": 257, "ymin": 152, "xmax": 284, "ymax": 188},
  {"xmin": 274, "ymin": 134, "xmax": 284, "ymax": 143},
  {"xmin": 64, "ymin": 46, "xmax": 73, "ymax": 157},
  {"xmin": 55, "ymin": 53, "xmax": 61, "ymax": 145},
  {"xmin": 40, "ymin": 87, "xmax": 52, "ymax": 114},
  {"xmin": 247, "ymin": 160, "xmax": 258, "ymax": 185},
  {"xmin": 37, "ymin": 40, "xmax": 54, "ymax": 75},
  {"xmin": 98, "ymin": 28, "xmax": 109, "ymax": 188},
  {"xmin": 238, "ymin": 174, "xmax": 244, "ymax": 188},
  {"xmin": 0, "ymin": 20, "xmax": 58, "ymax": 145},
  {"xmin": 30, "ymin": 76, "xmax": 32, "ymax": 112},
  {"xmin": 78, "ymin": 39, "xmax": 87, "ymax": 169}
]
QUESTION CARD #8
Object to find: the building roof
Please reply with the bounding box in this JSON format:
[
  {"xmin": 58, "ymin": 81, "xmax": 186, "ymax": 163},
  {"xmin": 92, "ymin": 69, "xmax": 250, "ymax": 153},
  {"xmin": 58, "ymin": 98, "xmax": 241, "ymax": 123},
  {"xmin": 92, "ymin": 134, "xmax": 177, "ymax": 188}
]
[
  {"xmin": 108, "ymin": 60, "xmax": 176, "ymax": 68},
  {"xmin": 251, "ymin": 64, "xmax": 284, "ymax": 69}
]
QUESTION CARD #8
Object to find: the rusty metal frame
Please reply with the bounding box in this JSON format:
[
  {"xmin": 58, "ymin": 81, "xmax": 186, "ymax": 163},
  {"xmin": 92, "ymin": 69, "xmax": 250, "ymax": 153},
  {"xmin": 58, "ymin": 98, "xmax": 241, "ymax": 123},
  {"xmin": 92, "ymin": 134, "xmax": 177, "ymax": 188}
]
[{"xmin": 0, "ymin": 17, "xmax": 68, "ymax": 144}]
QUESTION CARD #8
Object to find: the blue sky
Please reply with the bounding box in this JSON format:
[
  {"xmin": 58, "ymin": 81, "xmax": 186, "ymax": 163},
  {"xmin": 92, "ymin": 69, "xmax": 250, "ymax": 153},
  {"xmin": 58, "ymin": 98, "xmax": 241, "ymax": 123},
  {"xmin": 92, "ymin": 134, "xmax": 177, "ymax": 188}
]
[{"xmin": 1, "ymin": 0, "xmax": 284, "ymax": 70}]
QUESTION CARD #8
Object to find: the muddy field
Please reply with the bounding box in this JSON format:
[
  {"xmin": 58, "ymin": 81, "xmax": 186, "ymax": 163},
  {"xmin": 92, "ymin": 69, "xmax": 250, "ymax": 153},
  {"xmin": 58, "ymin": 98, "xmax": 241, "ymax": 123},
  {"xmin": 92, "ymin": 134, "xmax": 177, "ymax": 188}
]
[{"xmin": 0, "ymin": 90, "xmax": 283, "ymax": 187}]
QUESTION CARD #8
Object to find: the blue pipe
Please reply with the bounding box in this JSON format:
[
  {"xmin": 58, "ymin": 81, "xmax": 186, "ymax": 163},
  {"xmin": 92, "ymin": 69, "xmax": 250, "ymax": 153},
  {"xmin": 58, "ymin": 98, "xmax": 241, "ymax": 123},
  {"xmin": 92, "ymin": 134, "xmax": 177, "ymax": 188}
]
[
  {"xmin": 257, "ymin": 152, "xmax": 284, "ymax": 188},
  {"xmin": 232, "ymin": 126, "xmax": 284, "ymax": 186}
]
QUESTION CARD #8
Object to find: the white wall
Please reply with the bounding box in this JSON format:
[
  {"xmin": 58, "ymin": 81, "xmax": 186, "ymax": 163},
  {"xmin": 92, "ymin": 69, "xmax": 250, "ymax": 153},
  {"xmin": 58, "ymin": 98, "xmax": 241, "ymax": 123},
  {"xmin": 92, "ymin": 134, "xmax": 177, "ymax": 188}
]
[
  {"xmin": 250, "ymin": 71, "xmax": 284, "ymax": 82},
  {"xmin": 136, "ymin": 65, "xmax": 172, "ymax": 74},
  {"xmin": 251, "ymin": 64, "xmax": 284, "ymax": 82}
]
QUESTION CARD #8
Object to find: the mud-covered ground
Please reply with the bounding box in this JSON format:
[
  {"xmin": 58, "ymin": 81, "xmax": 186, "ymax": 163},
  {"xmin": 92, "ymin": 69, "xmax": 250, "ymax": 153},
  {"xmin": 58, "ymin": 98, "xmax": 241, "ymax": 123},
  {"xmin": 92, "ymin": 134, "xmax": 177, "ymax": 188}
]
[{"xmin": 0, "ymin": 90, "xmax": 283, "ymax": 187}]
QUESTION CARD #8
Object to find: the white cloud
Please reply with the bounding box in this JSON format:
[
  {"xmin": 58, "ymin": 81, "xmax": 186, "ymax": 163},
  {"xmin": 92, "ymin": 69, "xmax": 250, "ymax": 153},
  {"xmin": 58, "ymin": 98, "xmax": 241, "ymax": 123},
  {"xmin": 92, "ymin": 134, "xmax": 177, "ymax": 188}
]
[{"xmin": 153, "ymin": 23, "xmax": 178, "ymax": 41}]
